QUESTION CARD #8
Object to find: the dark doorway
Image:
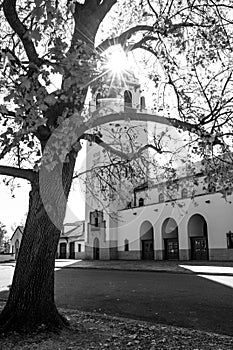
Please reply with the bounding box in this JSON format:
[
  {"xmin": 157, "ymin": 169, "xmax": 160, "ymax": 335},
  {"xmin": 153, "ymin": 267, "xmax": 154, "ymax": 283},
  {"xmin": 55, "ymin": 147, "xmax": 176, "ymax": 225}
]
[
  {"xmin": 191, "ymin": 237, "xmax": 208, "ymax": 260},
  {"xmin": 60, "ymin": 243, "xmax": 67, "ymax": 259},
  {"xmin": 93, "ymin": 237, "xmax": 100, "ymax": 260},
  {"xmin": 142, "ymin": 240, "xmax": 154, "ymax": 260},
  {"xmin": 164, "ymin": 238, "xmax": 179, "ymax": 260},
  {"xmin": 162, "ymin": 218, "xmax": 179, "ymax": 260},
  {"xmin": 69, "ymin": 242, "xmax": 75, "ymax": 259},
  {"xmin": 188, "ymin": 214, "xmax": 209, "ymax": 260},
  {"xmin": 140, "ymin": 221, "xmax": 154, "ymax": 260}
]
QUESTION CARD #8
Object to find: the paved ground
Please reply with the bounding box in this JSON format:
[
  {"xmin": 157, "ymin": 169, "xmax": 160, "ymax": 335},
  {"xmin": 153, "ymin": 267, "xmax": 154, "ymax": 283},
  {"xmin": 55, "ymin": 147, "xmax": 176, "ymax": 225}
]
[
  {"xmin": 63, "ymin": 259, "xmax": 233, "ymax": 275},
  {"xmin": 1, "ymin": 259, "xmax": 233, "ymax": 336},
  {"xmin": 54, "ymin": 268, "xmax": 233, "ymax": 336},
  {"xmin": 0, "ymin": 259, "xmax": 77, "ymax": 293}
]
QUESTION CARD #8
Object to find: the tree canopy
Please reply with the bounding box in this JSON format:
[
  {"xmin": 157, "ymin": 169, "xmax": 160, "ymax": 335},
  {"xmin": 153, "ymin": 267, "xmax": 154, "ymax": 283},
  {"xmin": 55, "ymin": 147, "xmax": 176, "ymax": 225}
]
[
  {"xmin": 0, "ymin": 0, "xmax": 233, "ymax": 333},
  {"xmin": 0, "ymin": 1, "xmax": 232, "ymax": 188}
]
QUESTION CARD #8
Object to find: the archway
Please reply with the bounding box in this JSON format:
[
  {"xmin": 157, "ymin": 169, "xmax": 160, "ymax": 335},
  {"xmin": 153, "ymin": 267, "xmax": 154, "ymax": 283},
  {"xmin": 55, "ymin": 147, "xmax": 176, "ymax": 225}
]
[
  {"xmin": 124, "ymin": 90, "xmax": 132, "ymax": 108},
  {"xmin": 188, "ymin": 214, "xmax": 209, "ymax": 260},
  {"xmin": 162, "ymin": 218, "xmax": 179, "ymax": 260},
  {"xmin": 15, "ymin": 239, "xmax": 20, "ymax": 260},
  {"xmin": 140, "ymin": 221, "xmax": 154, "ymax": 260},
  {"xmin": 93, "ymin": 237, "xmax": 100, "ymax": 260}
]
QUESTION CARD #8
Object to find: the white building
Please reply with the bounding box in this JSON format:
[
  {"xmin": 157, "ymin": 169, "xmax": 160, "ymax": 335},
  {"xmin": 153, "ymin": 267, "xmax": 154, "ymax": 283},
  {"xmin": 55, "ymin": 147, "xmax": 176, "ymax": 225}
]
[{"xmin": 83, "ymin": 71, "xmax": 233, "ymax": 261}]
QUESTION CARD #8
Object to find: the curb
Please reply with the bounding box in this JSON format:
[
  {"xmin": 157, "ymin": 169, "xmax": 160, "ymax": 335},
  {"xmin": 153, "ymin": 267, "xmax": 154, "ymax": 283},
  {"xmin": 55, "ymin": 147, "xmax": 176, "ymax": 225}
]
[{"xmin": 61, "ymin": 265, "xmax": 233, "ymax": 276}]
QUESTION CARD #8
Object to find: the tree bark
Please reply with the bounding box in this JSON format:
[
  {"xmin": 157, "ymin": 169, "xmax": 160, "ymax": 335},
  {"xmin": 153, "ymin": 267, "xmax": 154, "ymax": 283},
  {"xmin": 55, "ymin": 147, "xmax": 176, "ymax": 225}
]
[{"xmin": 0, "ymin": 153, "xmax": 76, "ymax": 333}]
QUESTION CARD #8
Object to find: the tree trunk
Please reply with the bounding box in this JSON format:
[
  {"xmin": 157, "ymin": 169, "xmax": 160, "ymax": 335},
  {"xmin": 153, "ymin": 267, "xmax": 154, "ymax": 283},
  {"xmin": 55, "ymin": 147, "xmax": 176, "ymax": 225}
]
[
  {"xmin": 0, "ymin": 1, "xmax": 116, "ymax": 334},
  {"xmin": 0, "ymin": 153, "xmax": 76, "ymax": 333}
]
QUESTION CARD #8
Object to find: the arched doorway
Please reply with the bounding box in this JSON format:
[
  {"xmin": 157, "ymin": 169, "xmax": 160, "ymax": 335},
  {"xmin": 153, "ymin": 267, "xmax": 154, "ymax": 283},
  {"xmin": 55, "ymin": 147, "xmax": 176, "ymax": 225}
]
[
  {"xmin": 124, "ymin": 90, "xmax": 132, "ymax": 108},
  {"xmin": 15, "ymin": 239, "xmax": 20, "ymax": 260},
  {"xmin": 140, "ymin": 221, "xmax": 154, "ymax": 260},
  {"xmin": 188, "ymin": 214, "xmax": 209, "ymax": 260},
  {"xmin": 93, "ymin": 237, "xmax": 100, "ymax": 260},
  {"xmin": 162, "ymin": 218, "xmax": 179, "ymax": 260}
]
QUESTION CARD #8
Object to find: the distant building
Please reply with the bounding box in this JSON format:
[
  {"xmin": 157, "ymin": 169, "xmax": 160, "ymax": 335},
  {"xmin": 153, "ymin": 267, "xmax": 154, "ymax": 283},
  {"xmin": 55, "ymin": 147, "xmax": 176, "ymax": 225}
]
[
  {"xmin": 57, "ymin": 221, "xmax": 85, "ymax": 259},
  {"xmin": 10, "ymin": 222, "xmax": 85, "ymax": 261},
  {"xmin": 10, "ymin": 226, "xmax": 23, "ymax": 260}
]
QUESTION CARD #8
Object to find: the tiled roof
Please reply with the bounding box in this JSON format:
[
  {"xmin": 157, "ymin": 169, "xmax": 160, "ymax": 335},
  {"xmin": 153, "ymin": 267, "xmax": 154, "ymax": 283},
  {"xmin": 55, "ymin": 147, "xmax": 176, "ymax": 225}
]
[{"xmin": 61, "ymin": 221, "xmax": 85, "ymax": 240}]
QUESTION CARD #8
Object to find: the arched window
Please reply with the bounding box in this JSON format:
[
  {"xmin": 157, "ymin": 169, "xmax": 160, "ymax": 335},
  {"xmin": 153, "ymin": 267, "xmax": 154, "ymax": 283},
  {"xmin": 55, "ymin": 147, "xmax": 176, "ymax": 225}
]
[
  {"xmin": 124, "ymin": 239, "xmax": 129, "ymax": 251},
  {"xmin": 96, "ymin": 92, "xmax": 102, "ymax": 109},
  {"xmin": 181, "ymin": 188, "xmax": 188, "ymax": 198},
  {"xmin": 139, "ymin": 198, "xmax": 144, "ymax": 207},
  {"xmin": 124, "ymin": 90, "xmax": 132, "ymax": 108},
  {"xmin": 90, "ymin": 210, "xmax": 103, "ymax": 227},
  {"xmin": 159, "ymin": 193, "xmax": 164, "ymax": 203},
  {"xmin": 140, "ymin": 96, "xmax": 146, "ymax": 110}
]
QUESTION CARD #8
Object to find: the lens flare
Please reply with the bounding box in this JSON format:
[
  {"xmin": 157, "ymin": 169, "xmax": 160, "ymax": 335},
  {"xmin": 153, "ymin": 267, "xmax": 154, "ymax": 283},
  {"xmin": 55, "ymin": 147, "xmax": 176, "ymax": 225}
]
[{"xmin": 106, "ymin": 46, "xmax": 129, "ymax": 74}]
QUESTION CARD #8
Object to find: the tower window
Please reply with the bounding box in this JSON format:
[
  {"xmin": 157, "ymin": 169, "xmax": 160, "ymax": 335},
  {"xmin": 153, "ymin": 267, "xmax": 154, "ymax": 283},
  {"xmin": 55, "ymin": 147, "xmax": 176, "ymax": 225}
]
[
  {"xmin": 90, "ymin": 210, "xmax": 103, "ymax": 227},
  {"xmin": 181, "ymin": 188, "xmax": 188, "ymax": 198},
  {"xmin": 140, "ymin": 96, "xmax": 146, "ymax": 110},
  {"xmin": 95, "ymin": 217, "xmax": 99, "ymax": 227},
  {"xmin": 124, "ymin": 90, "xmax": 132, "ymax": 108},
  {"xmin": 159, "ymin": 193, "xmax": 164, "ymax": 203},
  {"xmin": 96, "ymin": 93, "xmax": 102, "ymax": 109},
  {"xmin": 139, "ymin": 198, "xmax": 144, "ymax": 207}
]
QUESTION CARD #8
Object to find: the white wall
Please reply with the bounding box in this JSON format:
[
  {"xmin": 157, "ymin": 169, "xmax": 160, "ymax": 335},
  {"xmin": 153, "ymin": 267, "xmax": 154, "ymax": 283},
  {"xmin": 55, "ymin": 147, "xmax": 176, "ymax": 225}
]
[{"xmin": 117, "ymin": 192, "xmax": 233, "ymax": 253}]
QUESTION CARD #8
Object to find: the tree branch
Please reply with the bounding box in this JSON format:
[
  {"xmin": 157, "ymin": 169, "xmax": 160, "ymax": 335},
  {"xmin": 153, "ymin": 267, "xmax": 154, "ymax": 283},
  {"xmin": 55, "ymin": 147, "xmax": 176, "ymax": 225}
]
[
  {"xmin": 88, "ymin": 111, "xmax": 198, "ymax": 133},
  {"xmin": 0, "ymin": 165, "xmax": 36, "ymax": 182},
  {"xmin": 96, "ymin": 25, "xmax": 154, "ymax": 52},
  {"xmin": 70, "ymin": 0, "xmax": 117, "ymax": 51},
  {"xmin": 3, "ymin": 0, "xmax": 42, "ymax": 67},
  {"xmin": 147, "ymin": 0, "xmax": 159, "ymax": 18},
  {"xmin": 127, "ymin": 35, "xmax": 158, "ymax": 51},
  {"xmin": 97, "ymin": 20, "xmax": 200, "ymax": 53},
  {"xmin": 81, "ymin": 131, "xmax": 164, "ymax": 162},
  {"xmin": 81, "ymin": 133, "xmax": 129, "ymax": 160},
  {"xmin": 83, "ymin": 110, "xmax": 225, "ymax": 148}
]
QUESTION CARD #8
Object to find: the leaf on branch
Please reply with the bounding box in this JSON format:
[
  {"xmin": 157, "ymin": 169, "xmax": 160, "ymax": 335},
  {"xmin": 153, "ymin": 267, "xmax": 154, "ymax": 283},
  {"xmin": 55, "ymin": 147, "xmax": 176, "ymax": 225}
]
[
  {"xmin": 0, "ymin": 105, "xmax": 9, "ymax": 115},
  {"xmin": 19, "ymin": 77, "xmax": 31, "ymax": 90},
  {"xmin": 30, "ymin": 29, "xmax": 42, "ymax": 43},
  {"xmin": 44, "ymin": 95, "xmax": 57, "ymax": 106}
]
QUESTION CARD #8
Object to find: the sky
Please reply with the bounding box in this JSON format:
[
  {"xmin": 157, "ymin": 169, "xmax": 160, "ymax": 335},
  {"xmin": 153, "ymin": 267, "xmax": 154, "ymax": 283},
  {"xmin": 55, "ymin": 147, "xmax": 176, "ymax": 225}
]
[
  {"xmin": 0, "ymin": 145, "xmax": 87, "ymax": 237},
  {"xmin": 0, "ymin": 180, "xmax": 30, "ymax": 237}
]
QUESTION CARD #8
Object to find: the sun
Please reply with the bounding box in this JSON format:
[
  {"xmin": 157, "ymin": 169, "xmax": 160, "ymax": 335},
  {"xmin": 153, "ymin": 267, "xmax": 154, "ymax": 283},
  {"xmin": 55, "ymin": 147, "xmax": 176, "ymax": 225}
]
[{"xmin": 105, "ymin": 45, "xmax": 129, "ymax": 74}]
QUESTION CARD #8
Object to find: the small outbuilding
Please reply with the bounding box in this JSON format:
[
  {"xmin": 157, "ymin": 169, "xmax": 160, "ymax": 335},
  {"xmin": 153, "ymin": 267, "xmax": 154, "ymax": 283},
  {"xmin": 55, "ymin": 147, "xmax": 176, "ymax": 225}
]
[{"xmin": 10, "ymin": 226, "xmax": 24, "ymax": 260}]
